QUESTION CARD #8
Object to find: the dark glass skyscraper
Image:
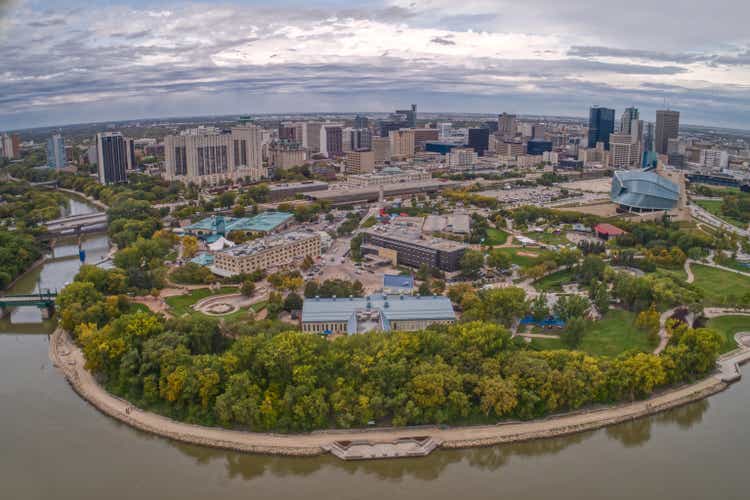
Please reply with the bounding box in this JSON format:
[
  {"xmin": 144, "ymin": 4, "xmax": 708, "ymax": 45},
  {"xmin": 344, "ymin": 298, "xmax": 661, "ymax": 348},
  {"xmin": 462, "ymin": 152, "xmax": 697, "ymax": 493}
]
[
  {"xmin": 587, "ymin": 106, "xmax": 615, "ymax": 150},
  {"xmin": 467, "ymin": 128, "xmax": 490, "ymax": 157}
]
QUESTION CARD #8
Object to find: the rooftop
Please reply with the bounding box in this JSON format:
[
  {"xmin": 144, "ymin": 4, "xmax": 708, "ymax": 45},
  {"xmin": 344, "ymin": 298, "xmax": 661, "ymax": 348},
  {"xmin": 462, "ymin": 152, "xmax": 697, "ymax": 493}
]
[
  {"xmin": 302, "ymin": 294, "xmax": 455, "ymax": 332},
  {"xmin": 594, "ymin": 223, "xmax": 626, "ymax": 236},
  {"xmin": 218, "ymin": 231, "xmax": 318, "ymax": 258},
  {"xmin": 383, "ymin": 274, "xmax": 414, "ymax": 290},
  {"xmin": 185, "ymin": 212, "xmax": 293, "ymax": 234},
  {"xmin": 364, "ymin": 224, "xmax": 468, "ymax": 252}
]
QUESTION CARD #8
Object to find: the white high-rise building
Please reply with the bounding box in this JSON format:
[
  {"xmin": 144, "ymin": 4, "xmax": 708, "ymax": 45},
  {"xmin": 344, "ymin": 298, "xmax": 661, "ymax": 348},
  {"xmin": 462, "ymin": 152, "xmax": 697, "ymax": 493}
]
[
  {"xmin": 438, "ymin": 122, "xmax": 453, "ymax": 140},
  {"xmin": 609, "ymin": 133, "xmax": 641, "ymax": 169},
  {"xmin": 620, "ymin": 107, "xmax": 640, "ymax": 134},
  {"xmin": 700, "ymin": 149, "xmax": 729, "ymax": 169}
]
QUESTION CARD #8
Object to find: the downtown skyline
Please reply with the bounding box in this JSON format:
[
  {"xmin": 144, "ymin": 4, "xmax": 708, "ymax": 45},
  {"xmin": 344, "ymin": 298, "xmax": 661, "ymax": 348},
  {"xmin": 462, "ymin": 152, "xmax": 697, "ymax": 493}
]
[{"xmin": 1, "ymin": 0, "xmax": 749, "ymax": 130}]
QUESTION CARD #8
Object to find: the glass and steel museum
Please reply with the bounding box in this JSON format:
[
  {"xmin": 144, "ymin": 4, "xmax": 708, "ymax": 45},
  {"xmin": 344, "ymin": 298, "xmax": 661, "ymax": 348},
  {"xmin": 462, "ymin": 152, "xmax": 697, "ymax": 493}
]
[{"xmin": 610, "ymin": 170, "xmax": 680, "ymax": 212}]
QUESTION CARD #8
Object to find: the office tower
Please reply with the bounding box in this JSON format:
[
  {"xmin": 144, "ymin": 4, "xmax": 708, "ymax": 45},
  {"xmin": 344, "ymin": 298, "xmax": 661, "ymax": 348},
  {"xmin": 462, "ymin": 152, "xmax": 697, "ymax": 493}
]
[
  {"xmin": 305, "ymin": 122, "xmax": 323, "ymax": 152},
  {"xmin": 124, "ymin": 137, "xmax": 136, "ymax": 170},
  {"xmin": 96, "ymin": 132, "xmax": 128, "ymax": 185},
  {"xmin": 269, "ymin": 141, "xmax": 308, "ymax": 170},
  {"xmin": 483, "ymin": 121, "xmax": 499, "ymax": 134},
  {"xmin": 609, "ymin": 133, "xmax": 641, "ymax": 169},
  {"xmin": 438, "ymin": 122, "xmax": 453, "ymax": 139},
  {"xmin": 394, "ymin": 104, "xmax": 417, "ymax": 128},
  {"xmin": 379, "ymin": 120, "xmax": 403, "ymax": 138},
  {"xmin": 643, "ymin": 122, "xmax": 655, "ymax": 152},
  {"xmin": 532, "ymin": 123, "xmax": 547, "ymax": 140},
  {"xmin": 372, "ymin": 137, "xmax": 391, "ymax": 163},
  {"xmin": 354, "ymin": 115, "xmax": 369, "ymax": 129},
  {"xmin": 700, "ymin": 149, "xmax": 729, "ymax": 169},
  {"xmin": 389, "ymin": 129, "xmax": 415, "ymax": 159},
  {"xmin": 655, "ymin": 110, "xmax": 680, "ymax": 155},
  {"xmin": 620, "ymin": 107, "xmax": 639, "ymax": 134},
  {"xmin": 1, "ymin": 133, "xmax": 21, "ymax": 159},
  {"xmin": 467, "ymin": 128, "xmax": 490, "ymax": 156},
  {"xmin": 412, "ymin": 128, "xmax": 439, "ymax": 148},
  {"xmin": 164, "ymin": 125, "xmax": 264, "ymax": 186},
  {"xmin": 319, "ymin": 124, "xmax": 344, "ymax": 158},
  {"xmin": 46, "ymin": 134, "xmax": 66, "ymax": 169},
  {"xmin": 498, "ymin": 113, "xmax": 517, "ymax": 138},
  {"xmin": 344, "ymin": 150, "xmax": 375, "ymax": 174},
  {"xmin": 346, "ymin": 128, "xmax": 372, "ymax": 151},
  {"xmin": 587, "ymin": 106, "xmax": 615, "ymax": 150}
]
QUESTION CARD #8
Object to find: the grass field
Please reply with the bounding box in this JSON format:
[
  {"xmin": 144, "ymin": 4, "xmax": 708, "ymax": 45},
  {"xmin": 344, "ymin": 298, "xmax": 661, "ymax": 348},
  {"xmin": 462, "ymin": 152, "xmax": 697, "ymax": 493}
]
[
  {"xmin": 533, "ymin": 268, "xmax": 576, "ymax": 292},
  {"xmin": 695, "ymin": 199, "xmax": 747, "ymax": 229},
  {"xmin": 165, "ymin": 287, "xmax": 238, "ymax": 317},
  {"xmin": 691, "ymin": 265, "xmax": 750, "ymax": 306},
  {"xmin": 530, "ymin": 310, "xmax": 657, "ymax": 357},
  {"xmin": 705, "ymin": 315, "xmax": 750, "ymax": 353},
  {"xmin": 523, "ymin": 231, "xmax": 570, "ymax": 246},
  {"xmin": 493, "ymin": 247, "xmax": 554, "ymax": 268},
  {"xmin": 484, "ymin": 228, "xmax": 509, "ymax": 245}
]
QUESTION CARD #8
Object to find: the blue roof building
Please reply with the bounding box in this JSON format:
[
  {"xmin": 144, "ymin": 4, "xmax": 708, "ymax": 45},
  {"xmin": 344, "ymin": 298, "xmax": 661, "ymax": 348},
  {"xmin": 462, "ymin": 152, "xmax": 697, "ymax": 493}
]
[
  {"xmin": 190, "ymin": 253, "xmax": 214, "ymax": 266},
  {"xmin": 383, "ymin": 274, "xmax": 414, "ymax": 294},
  {"xmin": 185, "ymin": 212, "xmax": 294, "ymax": 238},
  {"xmin": 610, "ymin": 170, "xmax": 680, "ymax": 212},
  {"xmin": 301, "ymin": 295, "xmax": 456, "ymax": 335}
]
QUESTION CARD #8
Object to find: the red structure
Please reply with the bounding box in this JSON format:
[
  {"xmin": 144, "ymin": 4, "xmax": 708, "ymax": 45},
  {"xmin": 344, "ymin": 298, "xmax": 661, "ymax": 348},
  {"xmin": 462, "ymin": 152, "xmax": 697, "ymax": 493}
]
[{"xmin": 594, "ymin": 223, "xmax": 625, "ymax": 240}]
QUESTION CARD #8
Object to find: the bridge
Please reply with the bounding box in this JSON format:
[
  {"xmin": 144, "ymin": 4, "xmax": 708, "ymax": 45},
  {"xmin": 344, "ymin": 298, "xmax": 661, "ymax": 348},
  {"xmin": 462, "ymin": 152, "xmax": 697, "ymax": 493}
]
[
  {"xmin": 0, "ymin": 290, "xmax": 57, "ymax": 319},
  {"xmin": 45, "ymin": 212, "xmax": 108, "ymax": 235}
]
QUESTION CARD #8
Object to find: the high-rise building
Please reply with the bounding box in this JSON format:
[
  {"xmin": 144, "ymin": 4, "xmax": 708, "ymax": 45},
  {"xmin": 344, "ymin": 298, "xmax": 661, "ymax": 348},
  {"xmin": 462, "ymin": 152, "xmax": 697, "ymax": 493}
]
[
  {"xmin": 372, "ymin": 137, "xmax": 391, "ymax": 163},
  {"xmin": 467, "ymin": 128, "xmax": 490, "ymax": 156},
  {"xmin": 1, "ymin": 133, "xmax": 21, "ymax": 160},
  {"xmin": 124, "ymin": 137, "xmax": 136, "ymax": 170},
  {"xmin": 700, "ymin": 149, "xmax": 729, "ymax": 169},
  {"xmin": 483, "ymin": 121, "xmax": 499, "ymax": 134},
  {"xmin": 344, "ymin": 150, "xmax": 375, "ymax": 174},
  {"xmin": 447, "ymin": 148, "xmax": 478, "ymax": 170},
  {"xmin": 345, "ymin": 128, "xmax": 372, "ymax": 152},
  {"xmin": 532, "ymin": 124, "xmax": 547, "ymax": 140},
  {"xmin": 394, "ymin": 104, "xmax": 417, "ymax": 128},
  {"xmin": 588, "ymin": 106, "xmax": 615, "ymax": 150},
  {"xmin": 609, "ymin": 133, "xmax": 641, "ymax": 169},
  {"xmin": 620, "ymin": 107, "xmax": 639, "ymax": 134},
  {"xmin": 305, "ymin": 122, "xmax": 323, "ymax": 153},
  {"xmin": 269, "ymin": 141, "xmax": 308, "ymax": 170},
  {"xmin": 46, "ymin": 134, "xmax": 66, "ymax": 169},
  {"xmin": 497, "ymin": 113, "xmax": 517, "ymax": 138},
  {"xmin": 412, "ymin": 128, "xmax": 439, "ymax": 148},
  {"xmin": 96, "ymin": 132, "xmax": 128, "ymax": 185},
  {"xmin": 389, "ymin": 129, "xmax": 415, "ymax": 159},
  {"xmin": 164, "ymin": 125, "xmax": 264, "ymax": 186},
  {"xmin": 438, "ymin": 122, "xmax": 453, "ymax": 140},
  {"xmin": 354, "ymin": 115, "xmax": 369, "ymax": 129},
  {"xmin": 319, "ymin": 124, "xmax": 344, "ymax": 158},
  {"xmin": 655, "ymin": 110, "xmax": 680, "ymax": 155},
  {"xmin": 643, "ymin": 122, "xmax": 655, "ymax": 152}
]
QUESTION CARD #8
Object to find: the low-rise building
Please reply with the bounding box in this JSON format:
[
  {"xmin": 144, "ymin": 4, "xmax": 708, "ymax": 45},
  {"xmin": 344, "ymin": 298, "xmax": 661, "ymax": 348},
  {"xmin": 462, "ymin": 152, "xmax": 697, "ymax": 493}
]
[
  {"xmin": 447, "ymin": 148, "xmax": 477, "ymax": 170},
  {"xmin": 347, "ymin": 167, "xmax": 431, "ymax": 187},
  {"xmin": 268, "ymin": 181, "xmax": 328, "ymax": 201},
  {"xmin": 362, "ymin": 225, "xmax": 467, "ymax": 271},
  {"xmin": 212, "ymin": 231, "xmax": 321, "ymax": 277},
  {"xmin": 184, "ymin": 212, "xmax": 294, "ymax": 239},
  {"xmin": 301, "ymin": 294, "xmax": 456, "ymax": 335}
]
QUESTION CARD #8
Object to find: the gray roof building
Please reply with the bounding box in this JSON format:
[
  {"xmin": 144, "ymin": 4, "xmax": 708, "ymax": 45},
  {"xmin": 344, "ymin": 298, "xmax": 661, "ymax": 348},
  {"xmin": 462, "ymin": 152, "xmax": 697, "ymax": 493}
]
[
  {"xmin": 610, "ymin": 170, "xmax": 680, "ymax": 212},
  {"xmin": 301, "ymin": 294, "xmax": 456, "ymax": 335}
]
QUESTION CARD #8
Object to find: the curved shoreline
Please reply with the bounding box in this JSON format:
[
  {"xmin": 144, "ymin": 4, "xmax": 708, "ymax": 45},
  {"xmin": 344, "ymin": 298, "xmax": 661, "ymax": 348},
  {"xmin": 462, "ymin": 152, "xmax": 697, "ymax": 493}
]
[{"xmin": 49, "ymin": 327, "xmax": 750, "ymax": 459}]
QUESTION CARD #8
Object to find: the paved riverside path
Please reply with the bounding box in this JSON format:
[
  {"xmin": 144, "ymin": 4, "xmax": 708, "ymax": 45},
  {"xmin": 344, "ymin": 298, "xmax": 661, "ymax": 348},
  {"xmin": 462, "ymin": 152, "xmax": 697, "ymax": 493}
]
[{"xmin": 49, "ymin": 326, "xmax": 750, "ymax": 458}]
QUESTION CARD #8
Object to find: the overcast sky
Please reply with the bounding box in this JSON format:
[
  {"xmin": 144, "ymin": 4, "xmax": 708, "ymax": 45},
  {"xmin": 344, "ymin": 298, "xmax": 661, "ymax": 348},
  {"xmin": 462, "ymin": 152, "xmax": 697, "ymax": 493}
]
[{"xmin": 1, "ymin": 0, "xmax": 749, "ymax": 130}]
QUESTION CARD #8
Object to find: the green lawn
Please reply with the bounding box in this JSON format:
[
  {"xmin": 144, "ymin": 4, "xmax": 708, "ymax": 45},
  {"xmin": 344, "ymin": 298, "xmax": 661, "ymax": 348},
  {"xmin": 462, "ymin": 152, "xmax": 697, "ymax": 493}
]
[
  {"xmin": 695, "ymin": 199, "xmax": 747, "ymax": 229},
  {"xmin": 523, "ymin": 231, "xmax": 569, "ymax": 246},
  {"xmin": 492, "ymin": 247, "xmax": 553, "ymax": 268},
  {"xmin": 530, "ymin": 310, "xmax": 657, "ymax": 357},
  {"xmin": 705, "ymin": 316, "xmax": 750, "ymax": 353},
  {"xmin": 484, "ymin": 228, "xmax": 509, "ymax": 245},
  {"xmin": 691, "ymin": 265, "xmax": 750, "ymax": 306},
  {"xmin": 165, "ymin": 287, "xmax": 238, "ymax": 317},
  {"xmin": 533, "ymin": 268, "xmax": 576, "ymax": 292}
]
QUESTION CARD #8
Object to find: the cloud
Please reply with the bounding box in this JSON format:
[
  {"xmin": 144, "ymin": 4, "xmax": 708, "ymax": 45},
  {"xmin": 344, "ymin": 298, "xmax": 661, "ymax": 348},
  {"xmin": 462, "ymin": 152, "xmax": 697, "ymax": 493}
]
[{"xmin": 0, "ymin": 0, "xmax": 748, "ymax": 130}]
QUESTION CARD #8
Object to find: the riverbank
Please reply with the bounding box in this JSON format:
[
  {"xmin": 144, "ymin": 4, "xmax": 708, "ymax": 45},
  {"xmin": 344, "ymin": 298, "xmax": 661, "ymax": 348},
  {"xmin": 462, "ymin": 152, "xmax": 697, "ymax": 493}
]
[{"xmin": 49, "ymin": 327, "xmax": 750, "ymax": 459}]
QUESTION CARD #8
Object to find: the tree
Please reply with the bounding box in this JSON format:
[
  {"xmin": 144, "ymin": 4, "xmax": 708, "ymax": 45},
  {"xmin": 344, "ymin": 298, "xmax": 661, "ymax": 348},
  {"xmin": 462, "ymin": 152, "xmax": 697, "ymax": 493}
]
[
  {"xmin": 635, "ymin": 305, "xmax": 660, "ymax": 342},
  {"xmin": 553, "ymin": 295, "xmax": 590, "ymax": 321},
  {"xmin": 301, "ymin": 255, "xmax": 314, "ymax": 271},
  {"xmin": 562, "ymin": 317, "xmax": 588, "ymax": 348},
  {"xmin": 418, "ymin": 280, "xmax": 432, "ymax": 296},
  {"xmin": 589, "ymin": 280, "xmax": 610, "ymax": 315},
  {"xmin": 182, "ymin": 236, "xmax": 199, "ymax": 259},
  {"xmin": 232, "ymin": 204, "xmax": 246, "ymax": 217},
  {"xmin": 487, "ymin": 249, "xmax": 511, "ymax": 272},
  {"xmin": 240, "ymin": 279, "xmax": 256, "ymax": 297},
  {"xmin": 477, "ymin": 376, "xmax": 518, "ymax": 417},
  {"xmin": 463, "ymin": 287, "xmax": 528, "ymax": 327},
  {"xmin": 530, "ymin": 293, "xmax": 550, "ymax": 321},
  {"xmin": 283, "ymin": 292, "xmax": 303, "ymax": 312},
  {"xmin": 460, "ymin": 249, "xmax": 485, "ymax": 278}
]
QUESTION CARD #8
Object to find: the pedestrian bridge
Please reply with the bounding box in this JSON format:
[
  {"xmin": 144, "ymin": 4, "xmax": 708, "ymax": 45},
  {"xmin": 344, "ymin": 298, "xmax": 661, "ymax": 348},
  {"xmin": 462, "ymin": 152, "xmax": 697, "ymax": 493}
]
[{"xmin": 0, "ymin": 291, "xmax": 57, "ymax": 319}]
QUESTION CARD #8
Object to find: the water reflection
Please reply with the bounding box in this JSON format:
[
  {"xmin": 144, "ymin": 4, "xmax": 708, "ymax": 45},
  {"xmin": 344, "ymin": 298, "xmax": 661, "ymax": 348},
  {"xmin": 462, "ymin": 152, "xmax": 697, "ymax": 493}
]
[{"xmin": 605, "ymin": 399, "xmax": 709, "ymax": 448}]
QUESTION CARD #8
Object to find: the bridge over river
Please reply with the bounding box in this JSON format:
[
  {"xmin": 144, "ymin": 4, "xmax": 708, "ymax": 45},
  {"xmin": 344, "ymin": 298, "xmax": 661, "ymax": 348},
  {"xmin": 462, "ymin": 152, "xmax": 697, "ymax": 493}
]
[
  {"xmin": 0, "ymin": 290, "xmax": 57, "ymax": 319},
  {"xmin": 45, "ymin": 212, "xmax": 108, "ymax": 236}
]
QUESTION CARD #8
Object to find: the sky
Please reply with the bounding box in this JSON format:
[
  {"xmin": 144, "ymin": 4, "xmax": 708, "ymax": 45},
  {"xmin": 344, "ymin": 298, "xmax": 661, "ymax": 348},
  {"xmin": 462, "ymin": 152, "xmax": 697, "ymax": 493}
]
[{"xmin": 1, "ymin": 0, "xmax": 749, "ymax": 130}]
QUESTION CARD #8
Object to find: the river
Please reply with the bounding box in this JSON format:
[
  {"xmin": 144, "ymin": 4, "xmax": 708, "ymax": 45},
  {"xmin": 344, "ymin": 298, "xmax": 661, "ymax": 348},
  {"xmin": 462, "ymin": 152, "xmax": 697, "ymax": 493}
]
[{"xmin": 1, "ymin": 200, "xmax": 749, "ymax": 499}]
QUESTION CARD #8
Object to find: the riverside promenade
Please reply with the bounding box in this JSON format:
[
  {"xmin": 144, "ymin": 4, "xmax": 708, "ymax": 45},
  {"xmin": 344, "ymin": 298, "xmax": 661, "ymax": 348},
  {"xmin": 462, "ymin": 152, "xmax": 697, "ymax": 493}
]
[{"xmin": 49, "ymin": 327, "xmax": 750, "ymax": 459}]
